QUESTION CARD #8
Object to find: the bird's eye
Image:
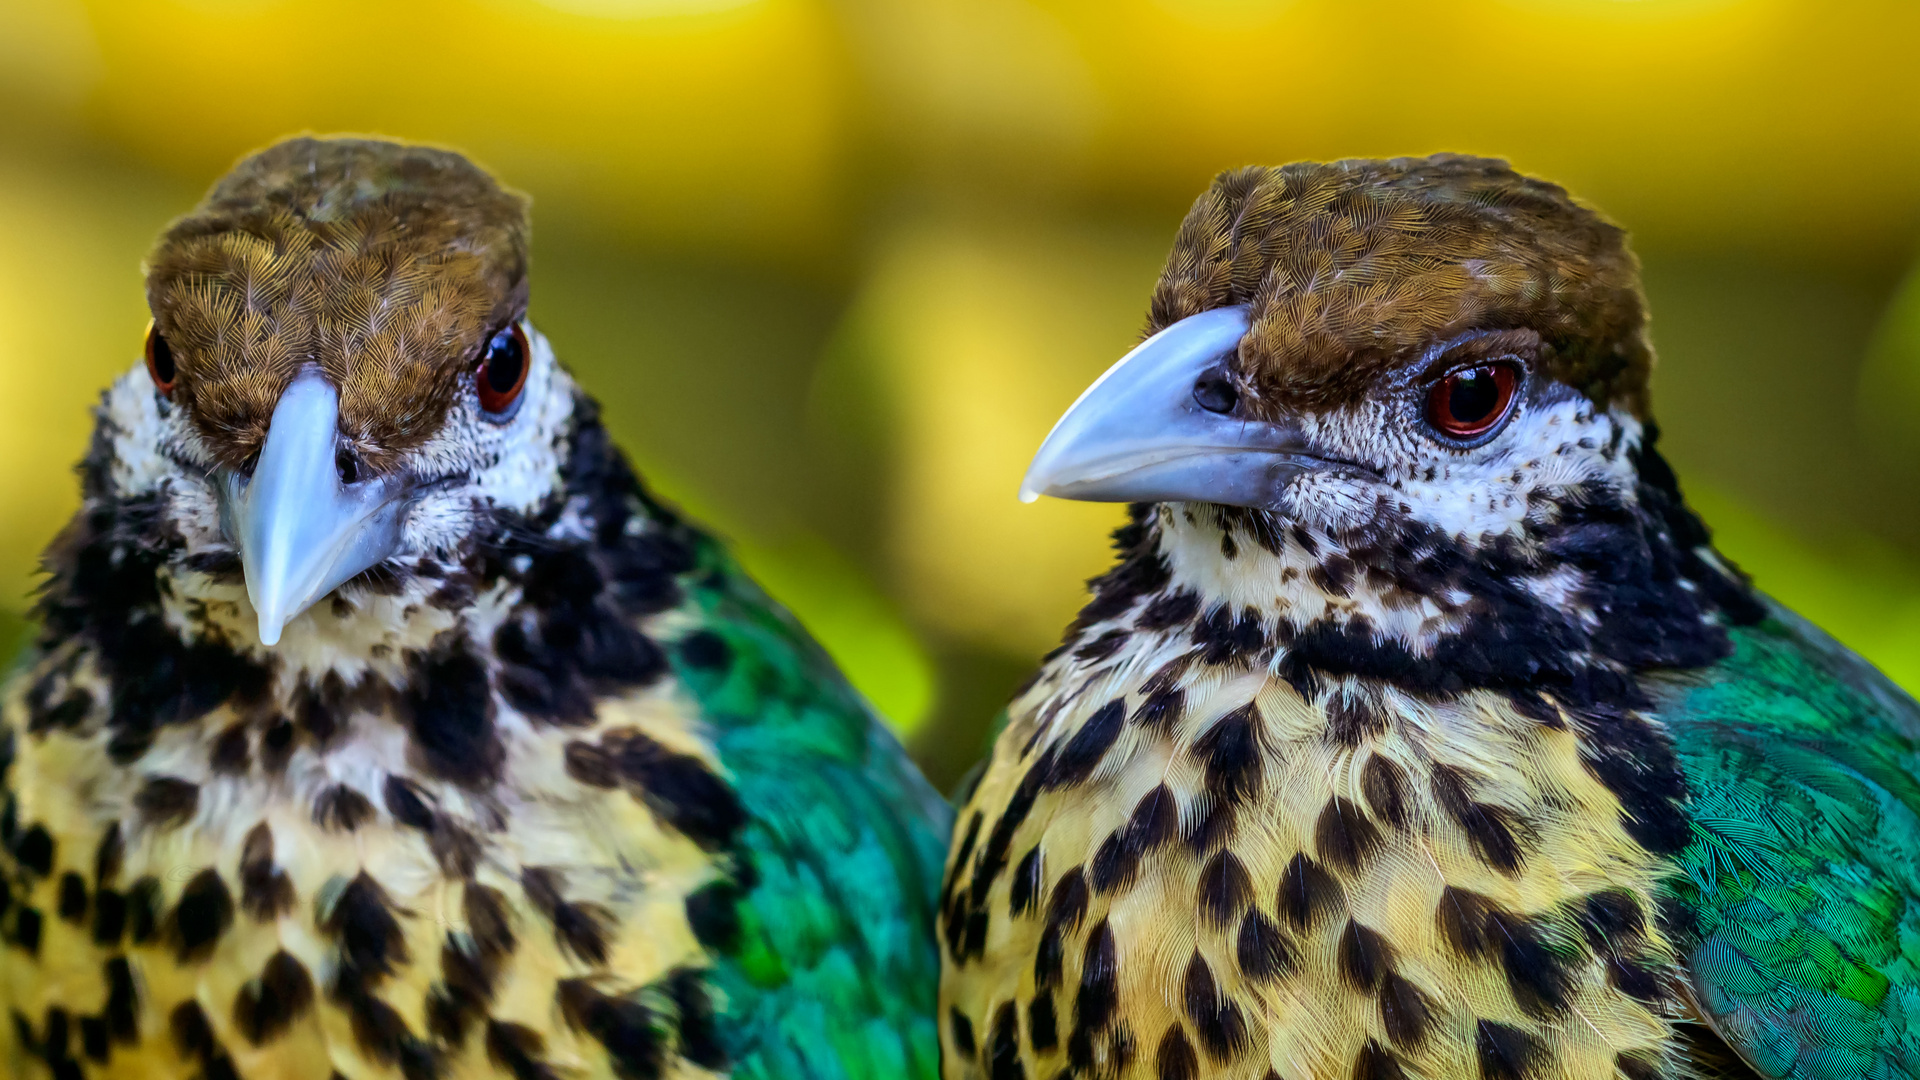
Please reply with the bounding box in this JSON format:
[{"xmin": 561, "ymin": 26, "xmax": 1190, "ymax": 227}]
[
  {"xmin": 144, "ymin": 321, "xmax": 177, "ymax": 396},
  {"xmin": 476, "ymin": 323, "xmax": 530, "ymax": 417},
  {"xmin": 1427, "ymin": 362, "xmax": 1519, "ymax": 441}
]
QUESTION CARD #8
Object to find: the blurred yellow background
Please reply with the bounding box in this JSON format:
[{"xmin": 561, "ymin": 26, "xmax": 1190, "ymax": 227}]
[{"xmin": 2, "ymin": 0, "xmax": 1917, "ymax": 787}]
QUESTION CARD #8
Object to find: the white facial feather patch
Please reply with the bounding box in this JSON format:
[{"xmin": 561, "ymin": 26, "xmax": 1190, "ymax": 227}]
[
  {"xmin": 93, "ymin": 321, "xmax": 578, "ymax": 679},
  {"xmin": 1143, "ymin": 384, "xmax": 1643, "ymax": 660}
]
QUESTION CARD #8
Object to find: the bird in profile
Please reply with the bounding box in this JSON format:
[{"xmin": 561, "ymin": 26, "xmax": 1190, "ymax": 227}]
[
  {"xmin": 940, "ymin": 156, "xmax": 1920, "ymax": 1080},
  {"xmin": 0, "ymin": 136, "xmax": 950, "ymax": 1080}
]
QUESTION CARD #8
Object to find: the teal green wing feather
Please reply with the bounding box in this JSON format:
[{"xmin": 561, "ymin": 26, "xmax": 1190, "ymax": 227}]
[
  {"xmin": 675, "ymin": 536, "xmax": 952, "ymax": 1080},
  {"xmin": 1649, "ymin": 599, "xmax": 1920, "ymax": 1080}
]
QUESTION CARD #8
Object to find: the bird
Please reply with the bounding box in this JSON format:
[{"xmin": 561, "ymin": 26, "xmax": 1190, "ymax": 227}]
[
  {"xmin": 938, "ymin": 155, "xmax": 1920, "ymax": 1080},
  {"xmin": 0, "ymin": 135, "xmax": 951, "ymax": 1080}
]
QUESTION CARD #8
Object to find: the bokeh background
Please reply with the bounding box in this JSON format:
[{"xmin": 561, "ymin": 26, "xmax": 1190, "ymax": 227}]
[{"xmin": 3, "ymin": 0, "xmax": 1918, "ymax": 788}]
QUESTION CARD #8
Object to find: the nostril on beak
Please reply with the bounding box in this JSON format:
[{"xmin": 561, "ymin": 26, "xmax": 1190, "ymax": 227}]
[
  {"xmin": 1193, "ymin": 374, "xmax": 1239, "ymax": 414},
  {"xmin": 335, "ymin": 446, "xmax": 360, "ymax": 486}
]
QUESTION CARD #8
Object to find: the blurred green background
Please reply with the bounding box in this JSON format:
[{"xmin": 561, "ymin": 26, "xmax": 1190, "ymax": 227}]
[{"xmin": 2, "ymin": 0, "xmax": 1918, "ymax": 789}]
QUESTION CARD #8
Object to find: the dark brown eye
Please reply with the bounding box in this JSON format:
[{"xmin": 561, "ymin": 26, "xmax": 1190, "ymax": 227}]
[
  {"xmin": 476, "ymin": 323, "xmax": 530, "ymax": 416},
  {"xmin": 1427, "ymin": 362, "xmax": 1519, "ymax": 440},
  {"xmin": 144, "ymin": 321, "xmax": 177, "ymax": 396}
]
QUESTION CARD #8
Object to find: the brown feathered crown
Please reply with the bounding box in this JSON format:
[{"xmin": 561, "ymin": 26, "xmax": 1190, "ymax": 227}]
[
  {"xmin": 1148, "ymin": 155, "xmax": 1653, "ymax": 417},
  {"xmin": 145, "ymin": 135, "xmax": 530, "ymax": 471}
]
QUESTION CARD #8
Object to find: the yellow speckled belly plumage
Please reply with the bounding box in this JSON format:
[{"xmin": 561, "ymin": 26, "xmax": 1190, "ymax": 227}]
[
  {"xmin": 940, "ymin": 513, "xmax": 1689, "ymax": 1080},
  {"xmin": 0, "ymin": 634, "xmax": 727, "ymax": 1080}
]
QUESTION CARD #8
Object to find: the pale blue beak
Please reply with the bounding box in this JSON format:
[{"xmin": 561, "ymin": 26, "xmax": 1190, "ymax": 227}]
[
  {"xmin": 217, "ymin": 368, "xmax": 410, "ymax": 646},
  {"xmin": 1019, "ymin": 305, "xmax": 1325, "ymax": 510}
]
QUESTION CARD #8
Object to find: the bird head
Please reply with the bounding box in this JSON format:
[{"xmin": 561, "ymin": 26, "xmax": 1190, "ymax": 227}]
[
  {"xmin": 1025, "ymin": 156, "xmax": 1759, "ymax": 694},
  {"xmin": 86, "ymin": 136, "xmax": 577, "ymax": 657}
]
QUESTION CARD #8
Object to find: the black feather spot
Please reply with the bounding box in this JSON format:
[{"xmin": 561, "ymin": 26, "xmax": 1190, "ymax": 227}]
[
  {"xmin": 1156, "ymin": 1026, "xmax": 1198, "ymax": 1080},
  {"xmin": 1476, "ymin": 1019, "xmax": 1547, "ymax": 1080},
  {"xmin": 210, "ymin": 724, "xmax": 251, "ymax": 775},
  {"xmin": 988, "ymin": 1001, "xmax": 1024, "ymax": 1080},
  {"xmin": 1359, "ymin": 755, "xmax": 1410, "ymax": 830},
  {"xmin": 1327, "ymin": 694, "xmax": 1388, "ymax": 746},
  {"xmin": 259, "ymin": 718, "xmax": 295, "ymax": 774},
  {"xmin": 91, "ymin": 889, "xmax": 125, "ymax": 945},
  {"xmin": 1010, "ymin": 846, "xmax": 1043, "ymax": 916},
  {"xmin": 1193, "ymin": 606, "xmax": 1266, "ymax": 666},
  {"xmin": 326, "ymin": 872, "xmax": 408, "ymax": 980},
  {"xmin": 1315, "ymin": 798, "xmax": 1382, "ymax": 872},
  {"xmin": 1034, "ymin": 925, "xmax": 1064, "ymax": 990},
  {"xmin": 57, "ymin": 873, "xmax": 85, "ymax": 923},
  {"xmin": 466, "ymin": 883, "xmax": 516, "ymax": 963},
  {"xmin": 1074, "ymin": 630, "xmax": 1129, "ymax": 663},
  {"xmin": 1353, "ymin": 1039, "xmax": 1407, "ymax": 1080},
  {"xmin": 93, "ymin": 824, "xmax": 122, "ymax": 886},
  {"xmin": 14, "ymin": 825, "xmax": 53, "ymax": 876},
  {"xmin": 1132, "ymin": 685, "xmax": 1185, "ymax": 729},
  {"xmin": 1047, "ymin": 700, "xmax": 1125, "ymax": 789},
  {"xmin": 965, "ymin": 746, "xmax": 1057, "ymax": 917},
  {"xmin": 1436, "ymin": 887, "xmax": 1502, "ymax": 960},
  {"xmin": 949, "ymin": 1007, "xmax": 978, "ymax": 1060},
  {"xmin": 1379, "ymin": 972, "xmax": 1432, "ymax": 1049},
  {"xmin": 1045, "ymin": 866, "xmax": 1090, "ymax": 935},
  {"xmin": 314, "ymin": 784, "xmax": 375, "ymax": 832},
  {"xmin": 169, "ymin": 870, "xmax": 233, "ymax": 963},
  {"xmin": 402, "ymin": 633, "xmax": 504, "ymax": 789},
  {"xmin": 1492, "ymin": 912, "xmax": 1579, "ymax": 1018},
  {"xmin": 136, "ymin": 777, "xmax": 200, "ymax": 828},
  {"xmin": 170, "ymin": 1001, "xmax": 215, "ymax": 1060},
  {"xmin": 685, "ymin": 880, "xmax": 741, "ymax": 953},
  {"xmin": 1432, "ymin": 765, "xmax": 1529, "ymax": 875},
  {"xmin": 1027, "ymin": 993, "xmax": 1057, "ymax": 1054},
  {"xmin": 1182, "ymin": 798, "xmax": 1236, "ymax": 855},
  {"xmin": 1606, "ymin": 955, "xmax": 1667, "ymax": 1003},
  {"xmin": 238, "ymin": 824, "xmax": 295, "ymax": 921},
  {"xmin": 486, "ymin": 1020, "xmax": 561, "ymax": 1080},
  {"xmin": 233, "ymin": 951, "xmax": 315, "ymax": 1045},
  {"xmin": 678, "ymin": 630, "xmax": 730, "ymax": 671},
  {"xmin": 1193, "ymin": 704, "xmax": 1261, "ymax": 804},
  {"xmin": 1196, "ymin": 850, "xmax": 1252, "ymax": 929},
  {"xmin": 1235, "ymin": 910, "xmax": 1295, "ymax": 983},
  {"xmin": 521, "ymin": 868, "xmax": 612, "ymax": 965},
  {"xmin": 382, "ymin": 777, "xmax": 436, "ymax": 829},
  {"xmin": 8, "ymin": 905, "xmax": 40, "ymax": 954},
  {"xmin": 127, "ymin": 877, "xmax": 160, "ymax": 943},
  {"xmin": 1578, "ymin": 709, "xmax": 1692, "ymax": 854},
  {"xmin": 1093, "ymin": 785, "xmax": 1176, "ymax": 894},
  {"xmin": 79, "ymin": 1016, "xmax": 106, "ymax": 1063},
  {"xmin": 1181, "ymin": 952, "xmax": 1247, "ymax": 1061},
  {"xmin": 1277, "ymin": 853, "xmax": 1342, "ymax": 929},
  {"xmin": 1138, "ymin": 590, "xmax": 1200, "ymax": 631},
  {"xmin": 1072, "ymin": 920, "xmax": 1119, "ymax": 1038},
  {"xmin": 104, "ymin": 957, "xmax": 138, "ymax": 1042},
  {"xmin": 556, "ymin": 978, "xmax": 664, "ymax": 1080},
  {"xmin": 1339, "ymin": 921, "xmax": 1394, "ymax": 992},
  {"xmin": 594, "ymin": 728, "xmax": 745, "ymax": 851},
  {"xmin": 1576, "ymin": 888, "xmax": 1646, "ymax": 954}
]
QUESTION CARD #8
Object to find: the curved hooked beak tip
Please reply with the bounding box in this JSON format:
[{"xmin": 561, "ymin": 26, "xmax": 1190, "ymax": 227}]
[
  {"xmin": 216, "ymin": 369, "xmax": 410, "ymax": 647},
  {"xmin": 1018, "ymin": 305, "xmax": 1327, "ymax": 510}
]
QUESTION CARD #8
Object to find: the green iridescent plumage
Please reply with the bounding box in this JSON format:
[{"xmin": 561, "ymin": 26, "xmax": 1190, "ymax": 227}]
[
  {"xmin": 674, "ymin": 538, "xmax": 952, "ymax": 1080},
  {"xmin": 1654, "ymin": 602, "xmax": 1920, "ymax": 1079}
]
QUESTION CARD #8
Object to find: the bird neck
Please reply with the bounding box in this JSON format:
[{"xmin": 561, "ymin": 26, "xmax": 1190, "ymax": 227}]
[{"xmin": 1056, "ymin": 438, "xmax": 1762, "ymax": 720}]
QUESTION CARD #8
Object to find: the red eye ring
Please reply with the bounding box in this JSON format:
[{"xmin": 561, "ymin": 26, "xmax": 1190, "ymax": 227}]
[
  {"xmin": 1427, "ymin": 361, "xmax": 1519, "ymax": 441},
  {"xmin": 476, "ymin": 323, "xmax": 531, "ymax": 415},
  {"xmin": 144, "ymin": 321, "xmax": 177, "ymax": 396}
]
